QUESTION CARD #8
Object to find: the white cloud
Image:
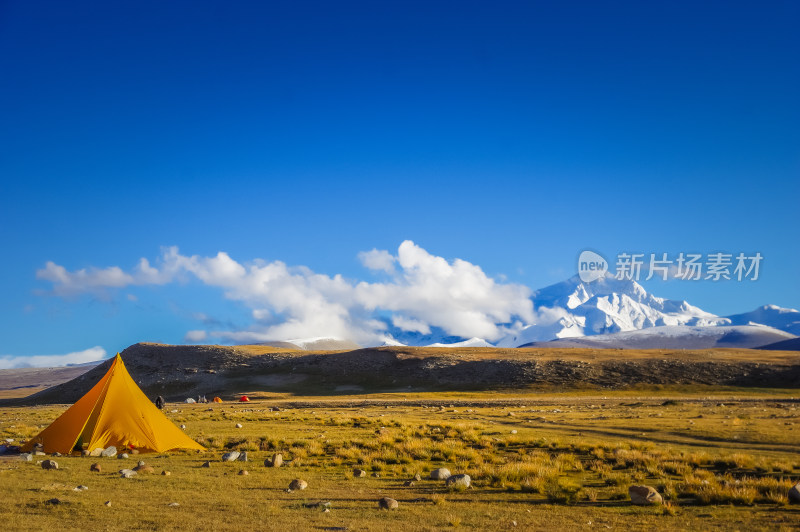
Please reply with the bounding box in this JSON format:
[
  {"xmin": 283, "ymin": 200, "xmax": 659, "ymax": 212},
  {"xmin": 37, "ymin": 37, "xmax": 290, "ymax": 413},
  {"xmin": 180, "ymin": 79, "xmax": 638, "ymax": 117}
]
[
  {"xmin": 391, "ymin": 315, "xmax": 431, "ymax": 334},
  {"xmin": 38, "ymin": 241, "xmax": 534, "ymax": 345},
  {"xmin": 358, "ymin": 248, "xmax": 396, "ymax": 273},
  {"xmin": 184, "ymin": 330, "xmax": 208, "ymax": 343},
  {"xmin": 37, "ymin": 262, "xmax": 134, "ymax": 297},
  {"xmin": 0, "ymin": 346, "xmax": 108, "ymax": 369}
]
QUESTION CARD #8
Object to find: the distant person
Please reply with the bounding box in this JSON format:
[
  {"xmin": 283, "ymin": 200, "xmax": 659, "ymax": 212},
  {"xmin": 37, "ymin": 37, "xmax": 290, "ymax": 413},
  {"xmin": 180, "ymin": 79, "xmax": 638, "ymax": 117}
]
[{"xmin": 155, "ymin": 395, "xmax": 164, "ymax": 409}]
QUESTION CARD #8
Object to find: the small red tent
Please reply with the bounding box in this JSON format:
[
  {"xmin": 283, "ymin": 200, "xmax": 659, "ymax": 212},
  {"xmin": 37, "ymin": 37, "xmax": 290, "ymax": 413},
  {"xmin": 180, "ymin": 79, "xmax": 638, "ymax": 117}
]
[{"xmin": 239, "ymin": 395, "xmax": 250, "ymax": 402}]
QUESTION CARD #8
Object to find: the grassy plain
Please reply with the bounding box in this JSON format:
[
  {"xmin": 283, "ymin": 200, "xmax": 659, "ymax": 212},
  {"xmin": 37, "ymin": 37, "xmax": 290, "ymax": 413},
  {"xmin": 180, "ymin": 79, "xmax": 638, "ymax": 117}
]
[{"xmin": 1, "ymin": 389, "xmax": 799, "ymax": 531}]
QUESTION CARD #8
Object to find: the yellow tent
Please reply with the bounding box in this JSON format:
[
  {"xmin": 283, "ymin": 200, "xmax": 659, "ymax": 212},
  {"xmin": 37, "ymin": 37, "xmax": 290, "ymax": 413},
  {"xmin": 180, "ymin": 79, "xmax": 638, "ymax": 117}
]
[{"xmin": 22, "ymin": 353, "xmax": 204, "ymax": 454}]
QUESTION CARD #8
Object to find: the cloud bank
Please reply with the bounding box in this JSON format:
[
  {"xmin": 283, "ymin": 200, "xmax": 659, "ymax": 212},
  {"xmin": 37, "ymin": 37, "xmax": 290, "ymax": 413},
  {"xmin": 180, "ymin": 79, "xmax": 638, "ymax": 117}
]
[
  {"xmin": 0, "ymin": 346, "xmax": 108, "ymax": 369},
  {"xmin": 37, "ymin": 241, "xmax": 535, "ymax": 345}
]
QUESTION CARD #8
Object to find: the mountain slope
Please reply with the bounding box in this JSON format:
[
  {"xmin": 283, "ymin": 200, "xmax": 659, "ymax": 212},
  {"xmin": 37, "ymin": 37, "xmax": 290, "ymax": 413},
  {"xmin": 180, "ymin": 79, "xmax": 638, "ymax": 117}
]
[
  {"xmin": 725, "ymin": 305, "xmax": 800, "ymax": 336},
  {"xmin": 498, "ymin": 274, "xmax": 728, "ymax": 347},
  {"xmin": 520, "ymin": 325, "xmax": 796, "ymax": 350}
]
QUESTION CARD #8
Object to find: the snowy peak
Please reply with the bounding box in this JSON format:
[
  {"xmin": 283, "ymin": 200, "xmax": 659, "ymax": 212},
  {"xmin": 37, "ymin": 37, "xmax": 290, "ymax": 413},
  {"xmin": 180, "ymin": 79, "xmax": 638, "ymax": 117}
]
[
  {"xmin": 725, "ymin": 305, "xmax": 800, "ymax": 336},
  {"xmin": 532, "ymin": 273, "xmax": 649, "ymax": 310},
  {"xmin": 519, "ymin": 324, "xmax": 795, "ymax": 350},
  {"xmin": 496, "ymin": 272, "xmax": 732, "ymax": 347},
  {"xmin": 426, "ymin": 337, "xmax": 494, "ymax": 348}
]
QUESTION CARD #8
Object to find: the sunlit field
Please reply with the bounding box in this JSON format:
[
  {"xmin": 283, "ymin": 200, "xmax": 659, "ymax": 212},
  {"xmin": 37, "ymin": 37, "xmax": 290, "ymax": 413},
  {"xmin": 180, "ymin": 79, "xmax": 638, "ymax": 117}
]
[{"xmin": 1, "ymin": 390, "xmax": 799, "ymax": 531}]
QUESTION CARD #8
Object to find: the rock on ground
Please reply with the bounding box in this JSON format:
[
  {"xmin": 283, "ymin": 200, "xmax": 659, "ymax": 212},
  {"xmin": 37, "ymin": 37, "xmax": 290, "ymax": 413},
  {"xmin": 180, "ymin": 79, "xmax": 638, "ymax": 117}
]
[
  {"xmin": 430, "ymin": 468, "xmax": 451, "ymax": 480},
  {"xmin": 119, "ymin": 469, "xmax": 137, "ymax": 478},
  {"xmin": 201, "ymin": 461, "xmax": 211, "ymax": 468},
  {"xmin": 629, "ymin": 485, "xmax": 663, "ymax": 505},
  {"xmin": 237, "ymin": 451, "xmax": 248, "ymax": 462},
  {"xmin": 789, "ymin": 483, "xmax": 800, "ymax": 504},
  {"xmin": 41, "ymin": 460, "xmax": 58, "ymax": 470},
  {"xmin": 221, "ymin": 451, "xmax": 240, "ymax": 462},
  {"xmin": 289, "ymin": 479, "xmax": 308, "ymax": 491},
  {"xmin": 90, "ymin": 463, "xmax": 101, "ymax": 472},
  {"xmin": 378, "ymin": 497, "xmax": 398, "ymax": 510},
  {"xmin": 445, "ymin": 474, "xmax": 471, "ymax": 489},
  {"xmin": 133, "ymin": 465, "xmax": 155, "ymax": 474},
  {"xmin": 265, "ymin": 453, "xmax": 282, "ymax": 467},
  {"xmin": 101, "ymin": 446, "xmax": 117, "ymax": 458},
  {"xmin": 353, "ymin": 468, "xmax": 366, "ymax": 478}
]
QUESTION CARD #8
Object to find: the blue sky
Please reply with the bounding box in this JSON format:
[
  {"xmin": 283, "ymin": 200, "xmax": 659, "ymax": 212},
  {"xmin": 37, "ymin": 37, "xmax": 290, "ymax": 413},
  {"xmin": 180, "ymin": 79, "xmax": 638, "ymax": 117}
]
[{"xmin": 1, "ymin": 1, "xmax": 798, "ymax": 364}]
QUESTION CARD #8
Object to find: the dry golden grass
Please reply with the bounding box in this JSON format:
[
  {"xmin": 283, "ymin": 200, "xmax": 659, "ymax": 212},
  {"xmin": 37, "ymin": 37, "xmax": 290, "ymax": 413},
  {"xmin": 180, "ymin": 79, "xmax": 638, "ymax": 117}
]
[{"xmin": 1, "ymin": 391, "xmax": 799, "ymax": 531}]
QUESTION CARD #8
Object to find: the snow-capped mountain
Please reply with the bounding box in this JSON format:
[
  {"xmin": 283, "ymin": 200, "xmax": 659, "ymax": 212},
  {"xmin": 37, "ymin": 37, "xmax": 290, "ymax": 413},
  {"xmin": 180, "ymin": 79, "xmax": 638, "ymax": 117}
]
[
  {"xmin": 518, "ymin": 324, "xmax": 795, "ymax": 350},
  {"xmin": 497, "ymin": 273, "xmax": 729, "ymax": 347},
  {"xmin": 426, "ymin": 337, "xmax": 494, "ymax": 348},
  {"xmin": 376, "ymin": 323, "xmax": 468, "ymax": 348},
  {"xmin": 724, "ymin": 305, "xmax": 800, "ymax": 336},
  {"xmin": 283, "ymin": 277, "xmax": 798, "ymax": 350}
]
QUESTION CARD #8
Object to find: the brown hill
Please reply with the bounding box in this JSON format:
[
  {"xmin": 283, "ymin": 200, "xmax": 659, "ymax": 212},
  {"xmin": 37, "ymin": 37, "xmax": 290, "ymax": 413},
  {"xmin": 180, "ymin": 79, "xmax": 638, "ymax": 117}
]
[{"xmin": 14, "ymin": 343, "xmax": 800, "ymax": 405}]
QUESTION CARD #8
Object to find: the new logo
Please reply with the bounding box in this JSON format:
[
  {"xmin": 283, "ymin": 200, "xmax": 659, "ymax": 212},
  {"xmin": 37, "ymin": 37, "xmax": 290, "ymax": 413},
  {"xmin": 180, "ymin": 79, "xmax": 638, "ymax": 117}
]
[{"xmin": 578, "ymin": 250, "xmax": 608, "ymax": 283}]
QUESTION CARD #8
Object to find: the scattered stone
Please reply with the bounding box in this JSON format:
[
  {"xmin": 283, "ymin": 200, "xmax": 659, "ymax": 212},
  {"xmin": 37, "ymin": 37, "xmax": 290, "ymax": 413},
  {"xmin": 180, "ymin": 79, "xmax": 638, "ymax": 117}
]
[
  {"xmin": 119, "ymin": 469, "xmax": 137, "ymax": 478},
  {"xmin": 90, "ymin": 463, "xmax": 102, "ymax": 472},
  {"xmin": 20, "ymin": 453, "xmax": 32, "ymax": 462},
  {"xmin": 510, "ymin": 430, "xmax": 518, "ymax": 434},
  {"xmin": 352, "ymin": 468, "xmax": 366, "ymax": 478},
  {"xmin": 133, "ymin": 465, "xmax": 155, "ymax": 474},
  {"xmin": 378, "ymin": 497, "xmax": 398, "ymax": 510},
  {"xmin": 41, "ymin": 460, "xmax": 58, "ymax": 470},
  {"xmin": 34, "ymin": 451, "xmax": 46, "ymax": 456},
  {"xmin": 789, "ymin": 482, "xmax": 800, "ymax": 504},
  {"xmin": 446, "ymin": 474, "xmax": 471, "ymax": 489},
  {"xmin": 271, "ymin": 407, "xmax": 281, "ymax": 412},
  {"xmin": 237, "ymin": 451, "xmax": 248, "ymax": 462},
  {"xmin": 430, "ymin": 468, "xmax": 451, "ymax": 480},
  {"xmin": 89, "ymin": 448, "xmax": 104, "ymax": 457},
  {"xmin": 104, "ymin": 500, "xmax": 112, "ymax": 507},
  {"xmin": 137, "ymin": 460, "xmax": 146, "ymax": 467},
  {"xmin": 288, "ymin": 479, "xmax": 308, "ymax": 491},
  {"xmin": 46, "ymin": 498, "xmax": 63, "ymax": 505},
  {"xmin": 180, "ymin": 424, "xmax": 186, "ymax": 430},
  {"xmin": 303, "ymin": 501, "xmax": 331, "ymax": 510},
  {"xmin": 101, "ymin": 446, "xmax": 117, "ymax": 458},
  {"xmin": 161, "ymin": 470, "xmax": 171, "ymax": 476},
  {"xmin": 131, "ymin": 449, "xmax": 139, "ymax": 455},
  {"xmin": 403, "ymin": 480, "xmax": 415, "ymax": 487},
  {"xmin": 238, "ymin": 470, "xmax": 248, "ymax": 476},
  {"xmin": 268, "ymin": 453, "xmax": 283, "ymax": 467},
  {"xmin": 221, "ymin": 451, "xmax": 240, "ymax": 462},
  {"xmin": 371, "ymin": 472, "xmax": 381, "ymax": 478},
  {"xmin": 73, "ymin": 485, "xmax": 89, "ymax": 491},
  {"xmin": 168, "ymin": 502, "xmax": 180, "ymax": 508},
  {"xmin": 118, "ymin": 453, "xmax": 129, "ymax": 459},
  {"xmin": 52, "ymin": 452, "xmax": 62, "ymax": 457},
  {"xmin": 413, "ymin": 473, "xmax": 422, "ymax": 481},
  {"xmin": 201, "ymin": 461, "xmax": 211, "ymax": 468},
  {"xmin": 82, "ymin": 450, "xmax": 90, "ymax": 456},
  {"xmin": 235, "ymin": 423, "xmax": 243, "ymax": 428},
  {"xmin": 629, "ymin": 485, "xmax": 663, "ymax": 505}
]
